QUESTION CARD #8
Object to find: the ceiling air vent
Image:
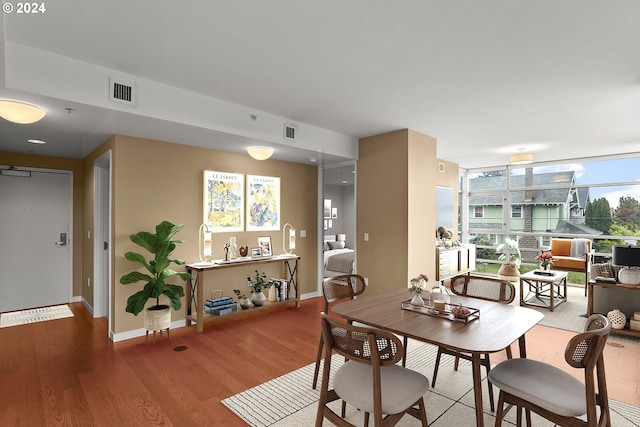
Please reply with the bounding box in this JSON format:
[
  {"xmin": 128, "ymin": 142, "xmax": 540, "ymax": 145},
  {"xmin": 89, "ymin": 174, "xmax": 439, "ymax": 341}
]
[
  {"xmin": 284, "ymin": 124, "xmax": 296, "ymax": 141},
  {"xmin": 109, "ymin": 78, "xmax": 137, "ymax": 106}
]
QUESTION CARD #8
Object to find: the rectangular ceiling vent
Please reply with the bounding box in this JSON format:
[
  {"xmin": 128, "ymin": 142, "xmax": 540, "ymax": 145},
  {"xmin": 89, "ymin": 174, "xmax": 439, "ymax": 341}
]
[
  {"xmin": 109, "ymin": 78, "xmax": 137, "ymax": 106},
  {"xmin": 284, "ymin": 124, "xmax": 296, "ymax": 141}
]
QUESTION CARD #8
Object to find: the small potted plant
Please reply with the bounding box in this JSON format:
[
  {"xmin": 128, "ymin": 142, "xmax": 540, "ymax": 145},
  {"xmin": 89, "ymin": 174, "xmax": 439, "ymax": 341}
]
[
  {"xmin": 246, "ymin": 270, "xmax": 276, "ymax": 306},
  {"xmin": 496, "ymin": 237, "xmax": 521, "ymax": 278},
  {"xmin": 233, "ymin": 289, "xmax": 252, "ymax": 309}
]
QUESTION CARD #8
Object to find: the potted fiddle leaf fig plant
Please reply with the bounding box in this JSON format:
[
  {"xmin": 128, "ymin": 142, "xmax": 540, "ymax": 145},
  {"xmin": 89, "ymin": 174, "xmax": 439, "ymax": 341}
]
[{"xmin": 119, "ymin": 220, "xmax": 191, "ymax": 333}]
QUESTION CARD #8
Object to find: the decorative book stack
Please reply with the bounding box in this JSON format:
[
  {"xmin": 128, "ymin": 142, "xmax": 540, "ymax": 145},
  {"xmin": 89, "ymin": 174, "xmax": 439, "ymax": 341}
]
[{"xmin": 205, "ymin": 296, "xmax": 237, "ymax": 316}]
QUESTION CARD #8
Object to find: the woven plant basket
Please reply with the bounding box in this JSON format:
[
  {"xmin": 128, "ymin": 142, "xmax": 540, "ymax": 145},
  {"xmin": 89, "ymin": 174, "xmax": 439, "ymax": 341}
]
[{"xmin": 497, "ymin": 264, "xmax": 520, "ymax": 279}]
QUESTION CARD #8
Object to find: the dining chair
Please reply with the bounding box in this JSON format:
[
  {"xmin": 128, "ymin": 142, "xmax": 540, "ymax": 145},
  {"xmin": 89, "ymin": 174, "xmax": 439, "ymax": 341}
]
[
  {"xmin": 488, "ymin": 314, "xmax": 611, "ymax": 427},
  {"xmin": 315, "ymin": 313, "xmax": 430, "ymax": 427},
  {"xmin": 312, "ymin": 274, "xmax": 367, "ymax": 390},
  {"xmin": 430, "ymin": 274, "xmax": 515, "ymax": 412}
]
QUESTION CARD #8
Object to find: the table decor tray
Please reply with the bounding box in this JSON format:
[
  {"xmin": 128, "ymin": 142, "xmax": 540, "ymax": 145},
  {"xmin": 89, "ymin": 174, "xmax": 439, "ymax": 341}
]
[{"xmin": 401, "ymin": 300, "xmax": 480, "ymax": 323}]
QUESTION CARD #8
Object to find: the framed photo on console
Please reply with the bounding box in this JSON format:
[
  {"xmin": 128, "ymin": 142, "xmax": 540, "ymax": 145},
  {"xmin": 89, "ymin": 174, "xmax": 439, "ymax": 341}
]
[
  {"xmin": 251, "ymin": 247, "xmax": 262, "ymax": 257},
  {"xmin": 258, "ymin": 236, "xmax": 272, "ymax": 256}
]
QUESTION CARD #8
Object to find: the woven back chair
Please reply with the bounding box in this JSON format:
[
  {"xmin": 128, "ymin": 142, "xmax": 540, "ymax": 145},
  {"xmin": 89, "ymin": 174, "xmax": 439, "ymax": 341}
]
[
  {"xmin": 312, "ymin": 274, "xmax": 367, "ymax": 389},
  {"xmin": 431, "ymin": 274, "xmax": 515, "ymax": 412},
  {"xmin": 450, "ymin": 274, "xmax": 515, "ymax": 304},
  {"xmin": 489, "ymin": 314, "xmax": 611, "ymax": 427},
  {"xmin": 315, "ymin": 313, "xmax": 429, "ymax": 427}
]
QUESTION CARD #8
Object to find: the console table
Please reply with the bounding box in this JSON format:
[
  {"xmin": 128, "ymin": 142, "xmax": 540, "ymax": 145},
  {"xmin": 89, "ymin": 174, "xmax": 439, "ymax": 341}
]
[
  {"xmin": 186, "ymin": 255, "xmax": 300, "ymax": 332},
  {"xmin": 588, "ymin": 279, "xmax": 640, "ymax": 337}
]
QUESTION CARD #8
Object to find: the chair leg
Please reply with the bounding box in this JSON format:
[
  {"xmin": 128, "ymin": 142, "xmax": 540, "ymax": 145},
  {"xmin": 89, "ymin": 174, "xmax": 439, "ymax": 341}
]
[
  {"xmin": 454, "ymin": 354, "xmax": 460, "ymax": 371},
  {"xmin": 341, "ymin": 400, "xmax": 346, "ymax": 418},
  {"xmin": 484, "ymin": 353, "xmax": 495, "ymax": 412},
  {"xmin": 312, "ymin": 335, "xmax": 324, "ymax": 389},
  {"xmin": 363, "ymin": 411, "xmax": 369, "ymax": 427},
  {"xmin": 506, "ymin": 345, "xmax": 513, "ymax": 359},
  {"xmin": 495, "ymin": 391, "xmax": 505, "ymax": 427},
  {"xmin": 431, "ymin": 346, "xmax": 443, "ymax": 387},
  {"xmin": 417, "ymin": 398, "xmax": 429, "ymax": 427},
  {"xmin": 402, "ymin": 336, "xmax": 408, "ymax": 367}
]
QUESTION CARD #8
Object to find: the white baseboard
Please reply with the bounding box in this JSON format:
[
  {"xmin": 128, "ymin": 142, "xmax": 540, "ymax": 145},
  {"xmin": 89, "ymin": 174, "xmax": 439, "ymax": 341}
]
[
  {"xmin": 79, "ymin": 297, "xmax": 95, "ymax": 316},
  {"xmin": 301, "ymin": 291, "xmax": 320, "ymax": 299},
  {"xmin": 111, "ymin": 319, "xmax": 187, "ymax": 342},
  {"xmin": 111, "ymin": 294, "xmax": 320, "ymax": 343}
]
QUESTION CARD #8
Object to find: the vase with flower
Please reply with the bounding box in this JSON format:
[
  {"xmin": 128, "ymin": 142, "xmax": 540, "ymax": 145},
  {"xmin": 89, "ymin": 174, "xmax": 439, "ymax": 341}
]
[
  {"xmin": 536, "ymin": 251, "xmax": 553, "ymax": 271},
  {"xmin": 409, "ymin": 274, "xmax": 429, "ymax": 306}
]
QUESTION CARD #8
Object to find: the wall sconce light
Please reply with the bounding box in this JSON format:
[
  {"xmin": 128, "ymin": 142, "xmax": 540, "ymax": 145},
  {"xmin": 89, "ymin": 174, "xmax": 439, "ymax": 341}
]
[
  {"xmin": 283, "ymin": 222, "xmax": 296, "ymax": 255},
  {"xmin": 0, "ymin": 99, "xmax": 46, "ymax": 124},
  {"xmin": 247, "ymin": 146, "xmax": 274, "ymax": 160},
  {"xmin": 509, "ymin": 152, "xmax": 534, "ymax": 165},
  {"xmin": 198, "ymin": 224, "xmax": 214, "ymax": 264},
  {"xmin": 612, "ymin": 244, "xmax": 640, "ymax": 285}
]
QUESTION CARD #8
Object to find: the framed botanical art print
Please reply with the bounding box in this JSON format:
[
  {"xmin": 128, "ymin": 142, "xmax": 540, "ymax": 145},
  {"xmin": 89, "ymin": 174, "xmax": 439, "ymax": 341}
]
[
  {"xmin": 247, "ymin": 175, "xmax": 280, "ymax": 231},
  {"xmin": 203, "ymin": 170, "xmax": 244, "ymax": 232}
]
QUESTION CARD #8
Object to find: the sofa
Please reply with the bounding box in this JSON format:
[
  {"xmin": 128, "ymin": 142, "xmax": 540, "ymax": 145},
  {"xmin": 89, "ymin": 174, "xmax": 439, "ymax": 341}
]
[{"xmin": 549, "ymin": 238, "xmax": 594, "ymax": 296}]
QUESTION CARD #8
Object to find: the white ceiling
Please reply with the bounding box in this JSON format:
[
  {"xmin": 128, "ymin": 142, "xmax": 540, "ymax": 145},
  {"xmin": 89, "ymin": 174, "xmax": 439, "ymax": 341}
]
[{"xmin": 1, "ymin": 1, "xmax": 640, "ymax": 170}]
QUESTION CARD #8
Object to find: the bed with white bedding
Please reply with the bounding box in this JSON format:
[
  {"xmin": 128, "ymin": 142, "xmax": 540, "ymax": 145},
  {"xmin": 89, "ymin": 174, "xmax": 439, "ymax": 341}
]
[{"xmin": 323, "ymin": 235, "xmax": 355, "ymax": 276}]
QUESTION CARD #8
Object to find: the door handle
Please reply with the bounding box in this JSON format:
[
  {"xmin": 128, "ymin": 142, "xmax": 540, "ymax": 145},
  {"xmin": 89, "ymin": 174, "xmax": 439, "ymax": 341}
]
[{"xmin": 55, "ymin": 232, "xmax": 67, "ymax": 247}]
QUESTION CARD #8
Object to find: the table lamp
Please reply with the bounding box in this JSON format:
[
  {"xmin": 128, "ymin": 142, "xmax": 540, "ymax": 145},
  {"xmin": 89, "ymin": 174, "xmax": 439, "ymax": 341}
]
[
  {"xmin": 612, "ymin": 245, "xmax": 640, "ymax": 285},
  {"xmin": 282, "ymin": 222, "xmax": 296, "ymax": 255},
  {"xmin": 198, "ymin": 223, "xmax": 213, "ymax": 263}
]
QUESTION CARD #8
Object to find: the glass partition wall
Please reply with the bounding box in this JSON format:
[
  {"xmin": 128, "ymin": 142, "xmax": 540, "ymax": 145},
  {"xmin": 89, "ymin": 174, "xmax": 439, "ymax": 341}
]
[{"xmin": 460, "ymin": 155, "xmax": 640, "ymax": 282}]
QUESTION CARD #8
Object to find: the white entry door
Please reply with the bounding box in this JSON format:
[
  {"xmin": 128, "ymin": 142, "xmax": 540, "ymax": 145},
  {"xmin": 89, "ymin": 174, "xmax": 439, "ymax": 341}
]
[{"xmin": 0, "ymin": 168, "xmax": 71, "ymax": 312}]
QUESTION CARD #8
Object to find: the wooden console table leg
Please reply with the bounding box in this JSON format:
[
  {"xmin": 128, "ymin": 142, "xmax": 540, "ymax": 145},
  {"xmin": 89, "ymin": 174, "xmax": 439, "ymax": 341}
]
[{"xmin": 196, "ymin": 269, "xmax": 204, "ymax": 333}]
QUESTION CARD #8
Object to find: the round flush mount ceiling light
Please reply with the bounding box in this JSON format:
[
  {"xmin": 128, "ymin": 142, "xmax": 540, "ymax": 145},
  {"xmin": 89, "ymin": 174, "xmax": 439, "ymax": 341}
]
[
  {"xmin": 247, "ymin": 146, "xmax": 274, "ymax": 160},
  {"xmin": 27, "ymin": 139, "xmax": 46, "ymax": 145},
  {"xmin": 0, "ymin": 99, "xmax": 46, "ymax": 124}
]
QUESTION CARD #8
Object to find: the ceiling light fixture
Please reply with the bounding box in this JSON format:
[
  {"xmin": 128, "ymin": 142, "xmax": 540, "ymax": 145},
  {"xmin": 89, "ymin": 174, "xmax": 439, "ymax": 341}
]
[
  {"xmin": 247, "ymin": 146, "xmax": 273, "ymax": 160},
  {"xmin": 510, "ymin": 152, "xmax": 534, "ymax": 165},
  {"xmin": 27, "ymin": 139, "xmax": 46, "ymax": 145},
  {"xmin": 1, "ymin": 167, "xmax": 31, "ymax": 177},
  {"xmin": 0, "ymin": 99, "xmax": 46, "ymax": 124}
]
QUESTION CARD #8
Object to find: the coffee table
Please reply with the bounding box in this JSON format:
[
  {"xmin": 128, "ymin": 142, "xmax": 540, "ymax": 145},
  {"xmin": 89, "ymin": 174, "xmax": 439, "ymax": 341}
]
[{"xmin": 519, "ymin": 270, "xmax": 567, "ymax": 312}]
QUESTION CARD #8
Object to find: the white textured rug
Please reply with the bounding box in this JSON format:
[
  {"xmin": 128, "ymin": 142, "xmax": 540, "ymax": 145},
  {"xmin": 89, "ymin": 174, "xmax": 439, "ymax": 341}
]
[
  {"xmin": 0, "ymin": 304, "xmax": 74, "ymax": 328},
  {"xmin": 222, "ymin": 341, "xmax": 640, "ymax": 426}
]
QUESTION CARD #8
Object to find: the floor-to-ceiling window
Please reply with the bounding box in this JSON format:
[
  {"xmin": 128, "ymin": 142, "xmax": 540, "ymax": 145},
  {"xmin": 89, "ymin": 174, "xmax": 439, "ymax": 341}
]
[{"xmin": 460, "ymin": 155, "xmax": 640, "ymax": 276}]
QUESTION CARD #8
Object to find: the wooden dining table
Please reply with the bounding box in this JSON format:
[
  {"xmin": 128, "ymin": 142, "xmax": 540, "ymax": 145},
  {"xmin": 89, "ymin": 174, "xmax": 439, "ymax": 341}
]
[{"xmin": 332, "ymin": 288, "xmax": 544, "ymax": 427}]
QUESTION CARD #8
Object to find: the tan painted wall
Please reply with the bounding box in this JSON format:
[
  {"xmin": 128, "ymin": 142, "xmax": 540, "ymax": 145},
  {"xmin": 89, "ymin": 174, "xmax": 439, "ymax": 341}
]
[
  {"xmin": 356, "ymin": 129, "xmax": 455, "ymax": 294},
  {"xmin": 357, "ymin": 130, "xmax": 410, "ymax": 293},
  {"xmin": 407, "ymin": 130, "xmax": 438, "ymax": 285},
  {"xmin": 110, "ymin": 135, "xmax": 318, "ymax": 333},
  {"xmin": 0, "ymin": 151, "xmax": 84, "ymax": 298}
]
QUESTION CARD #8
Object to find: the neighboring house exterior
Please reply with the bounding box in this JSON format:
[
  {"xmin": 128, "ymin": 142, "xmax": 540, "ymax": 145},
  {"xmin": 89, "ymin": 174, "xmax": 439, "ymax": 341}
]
[{"xmin": 468, "ymin": 169, "xmax": 598, "ymax": 261}]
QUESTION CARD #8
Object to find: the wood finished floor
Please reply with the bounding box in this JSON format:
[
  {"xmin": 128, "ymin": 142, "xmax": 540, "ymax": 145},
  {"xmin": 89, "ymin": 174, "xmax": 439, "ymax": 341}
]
[{"xmin": 0, "ymin": 298, "xmax": 638, "ymax": 427}]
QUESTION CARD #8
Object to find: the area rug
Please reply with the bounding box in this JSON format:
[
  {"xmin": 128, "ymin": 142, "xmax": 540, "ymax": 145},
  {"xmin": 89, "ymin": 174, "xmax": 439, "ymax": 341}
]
[
  {"xmin": 222, "ymin": 341, "xmax": 640, "ymax": 426},
  {"xmin": 523, "ymin": 284, "xmax": 588, "ymax": 333},
  {"xmin": 0, "ymin": 304, "xmax": 74, "ymax": 328}
]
